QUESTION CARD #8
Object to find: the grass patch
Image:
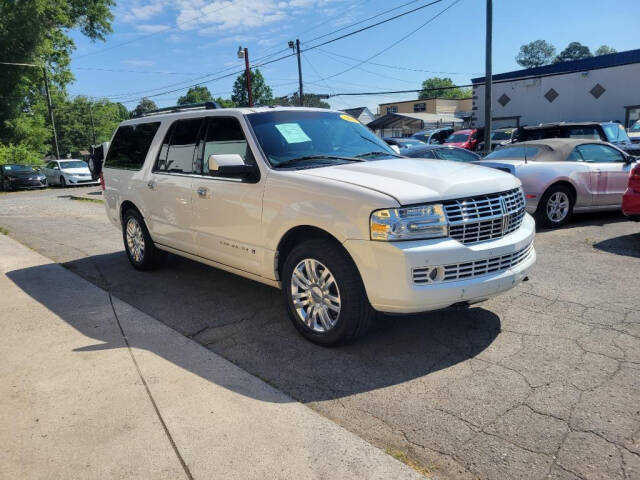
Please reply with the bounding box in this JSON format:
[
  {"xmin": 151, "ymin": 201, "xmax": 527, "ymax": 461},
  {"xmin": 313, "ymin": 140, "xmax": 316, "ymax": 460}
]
[
  {"xmin": 0, "ymin": 227, "xmax": 8, "ymax": 235},
  {"xmin": 69, "ymin": 196, "xmax": 104, "ymax": 204},
  {"xmin": 385, "ymin": 449, "xmax": 432, "ymax": 477}
]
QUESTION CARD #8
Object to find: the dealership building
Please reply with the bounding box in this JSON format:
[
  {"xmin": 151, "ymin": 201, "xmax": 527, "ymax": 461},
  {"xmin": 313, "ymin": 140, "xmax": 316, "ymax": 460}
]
[{"xmin": 471, "ymin": 48, "xmax": 640, "ymax": 130}]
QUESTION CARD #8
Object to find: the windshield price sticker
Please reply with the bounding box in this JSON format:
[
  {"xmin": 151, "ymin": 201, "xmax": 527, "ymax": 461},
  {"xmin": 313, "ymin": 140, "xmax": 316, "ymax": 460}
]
[{"xmin": 275, "ymin": 123, "xmax": 312, "ymax": 144}]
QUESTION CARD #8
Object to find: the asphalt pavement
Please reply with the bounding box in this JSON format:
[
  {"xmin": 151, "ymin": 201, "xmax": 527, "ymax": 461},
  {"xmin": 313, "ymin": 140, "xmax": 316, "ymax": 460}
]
[{"xmin": 1, "ymin": 186, "xmax": 639, "ymax": 480}]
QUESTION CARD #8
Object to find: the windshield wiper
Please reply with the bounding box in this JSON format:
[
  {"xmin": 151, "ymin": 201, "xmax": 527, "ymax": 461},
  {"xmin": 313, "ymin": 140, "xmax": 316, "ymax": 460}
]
[
  {"xmin": 274, "ymin": 155, "xmax": 365, "ymax": 168},
  {"xmin": 355, "ymin": 151, "xmax": 402, "ymax": 158}
]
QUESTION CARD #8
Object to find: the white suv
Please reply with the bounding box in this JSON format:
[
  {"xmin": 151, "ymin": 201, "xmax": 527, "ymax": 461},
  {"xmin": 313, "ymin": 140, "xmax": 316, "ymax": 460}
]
[{"xmin": 101, "ymin": 104, "xmax": 535, "ymax": 344}]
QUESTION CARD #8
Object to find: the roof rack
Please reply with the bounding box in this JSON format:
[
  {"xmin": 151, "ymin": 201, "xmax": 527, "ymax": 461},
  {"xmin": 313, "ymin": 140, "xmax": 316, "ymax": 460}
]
[{"xmin": 133, "ymin": 101, "xmax": 221, "ymax": 118}]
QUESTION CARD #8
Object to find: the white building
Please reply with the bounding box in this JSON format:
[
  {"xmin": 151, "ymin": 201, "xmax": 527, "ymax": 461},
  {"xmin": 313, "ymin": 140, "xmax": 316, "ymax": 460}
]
[
  {"xmin": 471, "ymin": 49, "xmax": 640, "ymax": 130},
  {"xmin": 340, "ymin": 107, "xmax": 376, "ymax": 125}
]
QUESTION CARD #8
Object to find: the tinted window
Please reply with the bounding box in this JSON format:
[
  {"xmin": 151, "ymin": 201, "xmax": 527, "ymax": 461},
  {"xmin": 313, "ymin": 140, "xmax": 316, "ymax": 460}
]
[
  {"xmin": 484, "ymin": 146, "xmax": 541, "ymax": 159},
  {"xmin": 200, "ymin": 117, "xmax": 250, "ymax": 174},
  {"xmin": 59, "ymin": 161, "xmax": 87, "ymax": 169},
  {"xmin": 435, "ymin": 148, "xmax": 479, "ymax": 162},
  {"xmin": 105, "ymin": 122, "xmax": 160, "ymax": 170},
  {"xmin": 491, "ymin": 130, "xmax": 512, "ymax": 140},
  {"xmin": 445, "ymin": 133, "xmax": 469, "ymax": 143},
  {"xmin": 576, "ymin": 144, "xmax": 625, "ymax": 163},
  {"xmin": 566, "ymin": 127, "xmax": 602, "ymax": 140},
  {"xmin": 155, "ymin": 118, "xmax": 203, "ymax": 174}
]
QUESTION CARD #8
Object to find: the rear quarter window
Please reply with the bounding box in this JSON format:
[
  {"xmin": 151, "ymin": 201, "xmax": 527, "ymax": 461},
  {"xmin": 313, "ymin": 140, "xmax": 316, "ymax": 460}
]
[{"xmin": 105, "ymin": 122, "xmax": 161, "ymax": 170}]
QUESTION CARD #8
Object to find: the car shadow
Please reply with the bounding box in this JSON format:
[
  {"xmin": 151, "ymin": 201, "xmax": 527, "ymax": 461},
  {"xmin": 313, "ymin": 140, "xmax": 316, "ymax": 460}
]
[
  {"xmin": 535, "ymin": 210, "xmax": 628, "ymax": 232},
  {"xmin": 7, "ymin": 251, "xmax": 501, "ymax": 403},
  {"xmin": 593, "ymin": 232, "xmax": 640, "ymax": 258}
]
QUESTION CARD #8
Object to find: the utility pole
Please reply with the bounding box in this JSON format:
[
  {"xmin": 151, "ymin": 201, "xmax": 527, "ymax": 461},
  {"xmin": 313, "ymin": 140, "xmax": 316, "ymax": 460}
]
[
  {"xmin": 88, "ymin": 103, "xmax": 97, "ymax": 145},
  {"xmin": 41, "ymin": 67, "xmax": 61, "ymax": 159},
  {"xmin": 236, "ymin": 46, "xmax": 252, "ymax": 107},
  {"xmin": 483, "ymin": 0, "xmax": 492, "ymax": 154},
  {"xmin": 288, "ymin": 40, "xmax": 304, "ymax": 106}
]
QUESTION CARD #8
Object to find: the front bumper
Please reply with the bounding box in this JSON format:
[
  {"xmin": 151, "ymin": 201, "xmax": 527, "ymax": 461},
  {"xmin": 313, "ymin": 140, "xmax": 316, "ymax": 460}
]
[
  {"xmin": 622, "ymin": 189, "xmax": 640, "ymax": 219},
  {"xmin": 67, "ymin": 175, "xmax": 99, "ymax": 185},
  {"xmin": 344, "ymin": 214, "xmax": 536, "ymax": 314},
  {"xmin": 8, "ymin": 178, "xmax": 47, "ymax": 189}
]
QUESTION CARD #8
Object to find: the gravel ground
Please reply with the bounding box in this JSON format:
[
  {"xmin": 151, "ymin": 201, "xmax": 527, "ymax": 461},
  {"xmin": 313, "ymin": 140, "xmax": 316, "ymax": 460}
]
[{"xmin": 1, "ymin": 186, "xmax": 639, "ymax": 480}]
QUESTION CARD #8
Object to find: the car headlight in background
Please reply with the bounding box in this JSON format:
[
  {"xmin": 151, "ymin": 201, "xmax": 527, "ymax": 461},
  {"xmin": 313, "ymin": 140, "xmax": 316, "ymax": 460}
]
[{"xmin": 370, "ymin": 204, "xmax": 448, "ymax": 241}]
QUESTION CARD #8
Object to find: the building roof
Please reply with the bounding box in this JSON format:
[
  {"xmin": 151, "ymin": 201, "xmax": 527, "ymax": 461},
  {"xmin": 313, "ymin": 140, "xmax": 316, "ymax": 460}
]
[
  {"xmin": 341, "ymin": 107, "xmax": 370, "ymax": 118},
  {"xmin": 378, "ymin": 97, "xmax": 471, "ymax": 106},
  {"xmin": 367, "ymin": 112, "xmax": 463, "ymax": 130},
  {"xmin": 472, "ymin": 48, "xmax": 640, "ymax": 84}
]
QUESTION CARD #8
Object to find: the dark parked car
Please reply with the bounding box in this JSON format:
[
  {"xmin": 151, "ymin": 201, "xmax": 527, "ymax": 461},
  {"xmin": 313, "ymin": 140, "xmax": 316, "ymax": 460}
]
[
  {"xmin": 383, "ymin": 137, "xmax": 426, "ymax": 149},
  {"xmin": 411, "ymin": 127, "xmax": 454, "ymax": 145},
  {"xmin": 0, "ymin": 164, "xmax": 47, "ymax": 191},
  {"xmin": 514, "ymin": 121, "xmax": 640, "ymax": 155},
  {"xmin": 477, "ymin": 127, "xmax": 517, "ymax": 151},
  {"xmin": 403, "ymin": 144, "xmax": 481, "ymax": 162}
]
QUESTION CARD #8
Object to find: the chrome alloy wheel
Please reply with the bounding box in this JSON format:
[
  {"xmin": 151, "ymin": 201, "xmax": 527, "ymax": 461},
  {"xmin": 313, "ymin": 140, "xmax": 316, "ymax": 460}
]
[
  {"xmin": 290, "ymin": 258, "xmax": 341, "ymax": 333},
  {"xmin": 546, "ymin": 191, "xmax": 570, "ymax": 223},
  {"xmin": 126, "ymin": 217, "xmax": 145, "ymax": 263}
]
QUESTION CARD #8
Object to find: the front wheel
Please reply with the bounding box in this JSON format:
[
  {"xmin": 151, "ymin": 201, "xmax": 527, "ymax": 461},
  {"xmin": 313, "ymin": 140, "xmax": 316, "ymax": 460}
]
[
  {"xmin": 122, "ymin": 209, "xmax": 166, "ymax": 271},
  {"xmin": 59, "ymin": 176, "xmax": 66, "ymax": 188},
  {"xmin": 536, "ymin": 184, "xmax": 574, "ymax": 228},
  {"xmin": 282, "ymin": 239, "xmax": 374, "ymax": 345}
]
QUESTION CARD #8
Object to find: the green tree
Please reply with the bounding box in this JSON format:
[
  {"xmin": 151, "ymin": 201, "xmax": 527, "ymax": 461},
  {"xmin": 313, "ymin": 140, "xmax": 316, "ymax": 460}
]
[
  {"xmin": 274, "ymin": 93, "xmax": 330, "ymax": 108},
  {"xmin": 418, "ymin": 77, "xmax": 471, "ymax": 100},
  {"xmin": 515, "ymin": 40, "xmax": 556, "ymax": 68},
  {"xmin": 212, "ymin": 97, "xmax": 236, "ymax": 108},
  {"xmin": 231, "ymin": 69, "xmax": 273, "ymax": 107},
  {"xmin": 554, "ymin": 42, "xmax": 592, "ymax": 63},
  {"xmin": 177, "ymin": 86, "xmax": 214, "ymax": 105},
  {"xmin": 131, "ymin": 98, "xmax": 158, "ymax": 117},
  {"xmin": 595, "ymin": 45, "xmax": 617, "ymax": 56},
  {"xmin": 0, "ymin": 0, "xmax": 115, "ymax": 143}
]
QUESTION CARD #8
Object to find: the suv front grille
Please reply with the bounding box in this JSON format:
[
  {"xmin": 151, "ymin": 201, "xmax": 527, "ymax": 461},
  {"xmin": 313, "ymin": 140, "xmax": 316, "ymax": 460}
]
[
  {"xmin": 444, "ymin": 188, "xmax": 525, "ymax": 244},
  {"xmin": 412, "ymin": 242, "xmax": 533, "ymax": 284}
]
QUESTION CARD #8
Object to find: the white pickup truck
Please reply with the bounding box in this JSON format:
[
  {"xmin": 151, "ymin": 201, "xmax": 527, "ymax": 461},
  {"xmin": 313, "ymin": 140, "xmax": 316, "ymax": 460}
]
[{"xmin": 101, "ymin": 104, "xmax": 535, "ymax": 344}]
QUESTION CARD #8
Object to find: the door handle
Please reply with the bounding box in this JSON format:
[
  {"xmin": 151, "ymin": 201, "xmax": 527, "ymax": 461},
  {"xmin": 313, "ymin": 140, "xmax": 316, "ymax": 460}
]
[
  {"xmin": 147, "ymin": 180, "xmax": 156, "ymax": 190},
  {"xmin": 593, "ymin": 169, "xmax": 602, "ymax": 174},
  {"xmin": 197, "ymin": 186, "xmax": 210, "ymax": 198}
]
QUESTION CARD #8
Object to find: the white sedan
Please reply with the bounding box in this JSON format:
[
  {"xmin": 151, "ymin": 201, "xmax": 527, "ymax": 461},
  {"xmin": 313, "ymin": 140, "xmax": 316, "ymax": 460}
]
[{"xmin": 42, "ymin": 160, "xmax": 100, "ymax": 187}]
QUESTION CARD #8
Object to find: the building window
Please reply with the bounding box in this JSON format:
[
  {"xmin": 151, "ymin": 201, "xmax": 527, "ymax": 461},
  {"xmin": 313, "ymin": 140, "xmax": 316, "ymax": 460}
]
[
  {"xmin": 386, "ymin": 106, "xmax": 398, "ymax": 113},
  {"xmin": 413, "ymin": 103, "xmax": 426, "ymax": 112}
]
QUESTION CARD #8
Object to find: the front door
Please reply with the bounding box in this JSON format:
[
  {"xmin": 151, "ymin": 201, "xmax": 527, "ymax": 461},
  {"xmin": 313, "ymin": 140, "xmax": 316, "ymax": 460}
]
[
  {"xmin": 43, "ymin": 161, "xmax": 59, "ymax": 183},
  {"xmin": 576, "ymin": 143, "xmax": 633, "ymax": 206},
  {"xmin": 141, "ymin": 117, "xmax": 203, "ymax": 252},
  {"xmin": 190, "ymin": 116, "xmax": 266, "ymax": 274}
]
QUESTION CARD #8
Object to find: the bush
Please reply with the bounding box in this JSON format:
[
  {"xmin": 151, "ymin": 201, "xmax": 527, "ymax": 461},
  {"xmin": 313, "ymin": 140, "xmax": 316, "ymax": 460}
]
[{"xmin": 0, "ymin": 143, "xmax": 43, "ymax": 165}]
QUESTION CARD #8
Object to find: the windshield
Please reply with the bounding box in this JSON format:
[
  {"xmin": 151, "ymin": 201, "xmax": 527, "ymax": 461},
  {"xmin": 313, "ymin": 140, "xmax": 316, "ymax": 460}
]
[
  {"xmin": 59, "ymin": 160, "xmax": 88, "ymax": 169},
  {"xmin": 247, "ymin": 111, "xmax": 396, "ymax": 167},
  {"xmin": 491, "ymin": 130, "xmax": 512, "ymax": 141},
  {"xmin": 485, "ymin": 146, "xmax": 541, "ymax": 159},
  {"xmin": 602, "ymin": 123, "xmax": 631, "ymax": 143},
  {"xmin": 2, "ymin": 164, "xmax": 36, "ymax": 172},
  {"xmin": 397, "ymin": 139, "xmax": 425, "ymax": 148},
  {"xmin": 435, "ymin": 148, "xmax": 479, "ymax": 162},
  {"xmin": 445, "ymin": 133, "xmax": 469, "ymax": 143},
  {"xmin": 630, "ymin": 120, "xmax": 640, "ymax": 132}
]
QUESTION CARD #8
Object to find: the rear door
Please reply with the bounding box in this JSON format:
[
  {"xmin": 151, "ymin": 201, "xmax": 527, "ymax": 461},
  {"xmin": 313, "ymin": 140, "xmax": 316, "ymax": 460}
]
[
  {"xmin": 575, "ymin": 143, "xmax": 632, "ymax": 206},
  {"xmin": 142, "ymin": 118, "xmax": 204, "ymax": 252}
]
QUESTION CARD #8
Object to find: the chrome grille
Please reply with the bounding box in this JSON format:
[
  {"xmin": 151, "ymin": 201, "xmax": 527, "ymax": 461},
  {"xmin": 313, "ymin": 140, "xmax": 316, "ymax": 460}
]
[
  {"xmin": 444, "ymin": 188, "xmax": 525, "ymax": 244},
  {"xmin": 412, "ymin": 243, "xmax": 533, "ymax": 284}
]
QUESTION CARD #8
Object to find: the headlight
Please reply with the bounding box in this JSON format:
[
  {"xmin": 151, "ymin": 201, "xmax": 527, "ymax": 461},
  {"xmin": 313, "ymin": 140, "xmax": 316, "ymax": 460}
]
[{"xmin": 370, "ymin": 204, "xmax": 448, "ymax": 241}]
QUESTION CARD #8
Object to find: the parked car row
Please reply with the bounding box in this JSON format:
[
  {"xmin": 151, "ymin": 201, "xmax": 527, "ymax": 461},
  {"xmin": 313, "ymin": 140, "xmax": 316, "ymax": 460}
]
[{"xmin": 0, "ymin": 159, "xmax": 99, "ymax": 191}]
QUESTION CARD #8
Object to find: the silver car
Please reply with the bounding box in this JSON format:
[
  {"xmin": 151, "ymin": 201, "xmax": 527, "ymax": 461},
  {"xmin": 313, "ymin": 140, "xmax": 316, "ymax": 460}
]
[{"xmin": 475, "ymin": 139, "xmax": 637, "ymax": 228}]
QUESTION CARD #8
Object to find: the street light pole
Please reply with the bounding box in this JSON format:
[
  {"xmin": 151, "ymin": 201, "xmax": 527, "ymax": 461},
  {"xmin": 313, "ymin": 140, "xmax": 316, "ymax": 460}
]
[
  {"xmin": 41, "ymin": 67, "xmax": 61, "ymax": 159},
  {"xmin": 483, "ymin": 0, "xmax": 493, "ymax": 154}
]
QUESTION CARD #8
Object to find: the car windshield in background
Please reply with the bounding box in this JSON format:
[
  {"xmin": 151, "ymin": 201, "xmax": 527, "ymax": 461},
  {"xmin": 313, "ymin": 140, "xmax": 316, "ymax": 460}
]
[
  {"xmin": 603, "ymin": 123, "xmax": 631, "ymax": 142},
  {"xmin": 630, "ymin": 120, "xmax": 640, "ymax": 132},
  {"xmin": 436, "ymin": 148, "xmax": 479, "ymax": 162},
  {"xmin": 2, "ymin": 164, "xmax": 36, "ymax": 172},
  {"xmin": 247, "ymin": 111, "xmax": 396, "ymax": 167},
  {"xmin": 484, "ymin": 146, "xmax": 541, "ymax": 159},
  {"xmin": 398, "ymin": 139, "xmax": 425, "ymax": 148},
  {"xmin": 445, "ymin": 133, "xmax": 469, "ymax": 143},
  {"xmin": 491, "ymin": 131, "xmax": 512, "ymax": 140},
  {"xmin": 59, "ymin": 161, "xmax": 87, "ymax": 169}
]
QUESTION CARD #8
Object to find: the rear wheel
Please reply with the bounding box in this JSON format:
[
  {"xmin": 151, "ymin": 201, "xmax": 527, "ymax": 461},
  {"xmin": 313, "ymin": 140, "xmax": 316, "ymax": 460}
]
[
  {"xmin": 59, "ymin": 176, "xmax": 66, "ymax": 188},
  {"xmin": 122, "ymin": 209, "xmax": 166, "ymax": 271},
  {"xmin": 536, "ymin": 184, "xmax": 574, "ymax": 228},
  {"xmin": 282, "ymin": 239, "xmax": 374, "ymax": 345}
]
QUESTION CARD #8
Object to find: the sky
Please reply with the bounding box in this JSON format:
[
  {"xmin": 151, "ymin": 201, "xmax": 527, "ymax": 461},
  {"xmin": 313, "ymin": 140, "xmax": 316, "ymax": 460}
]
[{"xmin": 67, "ymin": 0, "xmax": 640, "ymax": 113}]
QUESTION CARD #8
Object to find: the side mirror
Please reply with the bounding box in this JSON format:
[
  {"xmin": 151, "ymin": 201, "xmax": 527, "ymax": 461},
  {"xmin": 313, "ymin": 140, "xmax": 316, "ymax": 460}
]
[
  {"xmin": 389, "ymin": 145, "xmax": 401, "ymax": 155},
  {"xmin": 208, "ymin": 154, "xmax": 256, "ymax": 179}
]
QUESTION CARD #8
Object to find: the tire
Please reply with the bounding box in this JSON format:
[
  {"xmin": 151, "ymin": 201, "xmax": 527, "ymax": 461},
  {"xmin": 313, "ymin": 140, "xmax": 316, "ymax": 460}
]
[
  {"xmin": 1, "ymin": 179, "xmax": 9, "ymax": 191},
  {"xmin": 281, "ymin": 238, "xmax": 375, "ymax": 345},
  {"xmin": 88, "ymin": 156, "xmax": 102, "ymax": 180},
  {"xmin": 535, "ymin": 184, "xmax": 574, "ymax": 228},
  {"xmin": 122, "ymin": 208, "xmax": 166, "ymax": 271},
  {"xmin": 59, "ymin": 176, "xmax": 66, "ymax": 188}
]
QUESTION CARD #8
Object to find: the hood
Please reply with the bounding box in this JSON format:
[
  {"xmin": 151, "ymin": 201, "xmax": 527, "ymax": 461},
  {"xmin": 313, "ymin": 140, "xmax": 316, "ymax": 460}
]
[
  {"xmin": 62, "ymin": 167, "xmax": 91, "ymax": 175},
  {"xmin": 297, "ymin": 158, "xmax": 520, "ymax": 205},
  {"xmin": 473, "ymin": 159, "xmax": 526, "ymax": 175}
]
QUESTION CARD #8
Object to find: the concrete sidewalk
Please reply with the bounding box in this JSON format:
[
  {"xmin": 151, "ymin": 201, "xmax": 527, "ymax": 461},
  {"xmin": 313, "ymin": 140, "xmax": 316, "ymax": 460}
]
[{"xmin": 0, "ymin": 234, "xmax": 423, "ymax": 480}]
